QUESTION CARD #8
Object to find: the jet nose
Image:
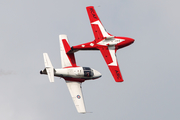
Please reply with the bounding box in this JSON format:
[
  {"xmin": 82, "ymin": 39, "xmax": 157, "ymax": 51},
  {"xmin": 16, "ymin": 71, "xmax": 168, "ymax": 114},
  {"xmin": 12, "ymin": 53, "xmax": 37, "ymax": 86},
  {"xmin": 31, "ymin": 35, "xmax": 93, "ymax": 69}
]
[
  {"xmin": 93, "ymin": 69, "xmax": 102, "ymax": 79},
  {"xmin": 123, "ymin": 37, "xmax": 134, "ymax": 47},
  {"xmin": 127, "ymin": 38, "xmax": 135, "ymax": 44}
]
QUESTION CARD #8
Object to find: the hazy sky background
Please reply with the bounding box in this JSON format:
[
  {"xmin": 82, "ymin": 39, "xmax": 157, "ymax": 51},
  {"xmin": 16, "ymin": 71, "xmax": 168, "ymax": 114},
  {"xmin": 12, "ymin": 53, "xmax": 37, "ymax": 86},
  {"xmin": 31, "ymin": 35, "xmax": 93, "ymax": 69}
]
[{"xmin": 0, "ymin": 0, "xmax": 180, "ymax": 120}]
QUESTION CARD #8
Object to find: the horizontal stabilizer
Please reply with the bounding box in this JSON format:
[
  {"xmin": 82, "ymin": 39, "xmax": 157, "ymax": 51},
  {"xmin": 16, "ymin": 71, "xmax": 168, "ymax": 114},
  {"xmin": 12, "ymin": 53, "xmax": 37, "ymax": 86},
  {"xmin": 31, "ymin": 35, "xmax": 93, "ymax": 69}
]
[
  {"xmin": 46, "ymin": 67, "xmax": 54, "ymax": 83},
  {"xmin": 43, "ymin": 53, "xmax": 54, "ymax": 82}
]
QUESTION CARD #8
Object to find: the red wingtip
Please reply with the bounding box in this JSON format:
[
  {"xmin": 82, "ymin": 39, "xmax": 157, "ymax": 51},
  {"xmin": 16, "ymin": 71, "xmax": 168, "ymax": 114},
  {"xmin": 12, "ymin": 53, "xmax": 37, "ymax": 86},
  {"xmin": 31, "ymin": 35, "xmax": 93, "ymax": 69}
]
[
  {"xmin": 108, "ymin": 65, "xmax": 124, "ymax": 82},
  {"xmin": 86, "ymin": 6, "xmax": 100, "ymax": 23}
]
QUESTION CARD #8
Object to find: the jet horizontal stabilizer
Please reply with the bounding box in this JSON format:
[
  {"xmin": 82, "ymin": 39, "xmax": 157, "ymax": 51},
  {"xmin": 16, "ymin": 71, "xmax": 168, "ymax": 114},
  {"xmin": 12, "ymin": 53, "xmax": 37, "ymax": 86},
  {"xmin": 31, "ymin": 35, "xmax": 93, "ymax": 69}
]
[{"xmin": 43, "ymin": 53, "xmax": 54, "ymax": 82}]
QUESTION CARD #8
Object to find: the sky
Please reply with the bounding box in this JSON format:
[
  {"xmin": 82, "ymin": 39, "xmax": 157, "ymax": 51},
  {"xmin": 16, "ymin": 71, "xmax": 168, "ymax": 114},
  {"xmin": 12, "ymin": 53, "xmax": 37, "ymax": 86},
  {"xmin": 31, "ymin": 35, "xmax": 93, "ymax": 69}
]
[{"xmin": 0, "ymin": 0, "xmax": 180, "ymax": 120}]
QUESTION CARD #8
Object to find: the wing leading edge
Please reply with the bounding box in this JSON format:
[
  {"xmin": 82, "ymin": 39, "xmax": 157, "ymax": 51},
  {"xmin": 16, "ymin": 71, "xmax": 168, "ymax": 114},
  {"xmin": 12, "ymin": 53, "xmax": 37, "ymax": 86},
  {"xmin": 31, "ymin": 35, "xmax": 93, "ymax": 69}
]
[
  {"xmin": 99, "ymin": 46, "xmax": 123, "ymax": 82},
  {"xmin": 66, "ymin": 81, "xmax": 86, "ymax": 113}
]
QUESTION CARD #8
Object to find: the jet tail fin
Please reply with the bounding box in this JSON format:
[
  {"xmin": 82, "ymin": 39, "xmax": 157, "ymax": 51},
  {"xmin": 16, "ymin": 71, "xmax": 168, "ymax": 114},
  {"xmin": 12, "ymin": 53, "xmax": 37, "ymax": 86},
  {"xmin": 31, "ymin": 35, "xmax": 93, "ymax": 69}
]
[
  {"xmin": 43, "ymin": 53, "xmax": 54, "ymax": 82},
  {"xmin": 59, "ymin": 35, "xmax": 77, "ymax": 68}
]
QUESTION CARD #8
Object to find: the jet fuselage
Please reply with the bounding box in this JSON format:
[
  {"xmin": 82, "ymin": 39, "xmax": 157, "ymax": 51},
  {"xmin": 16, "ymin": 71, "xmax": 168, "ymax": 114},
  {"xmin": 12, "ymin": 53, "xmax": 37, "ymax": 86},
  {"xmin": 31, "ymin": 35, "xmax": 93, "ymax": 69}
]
[{"xmin": 40, "ymin": 66, "xmax": 101, "ymax": 82}]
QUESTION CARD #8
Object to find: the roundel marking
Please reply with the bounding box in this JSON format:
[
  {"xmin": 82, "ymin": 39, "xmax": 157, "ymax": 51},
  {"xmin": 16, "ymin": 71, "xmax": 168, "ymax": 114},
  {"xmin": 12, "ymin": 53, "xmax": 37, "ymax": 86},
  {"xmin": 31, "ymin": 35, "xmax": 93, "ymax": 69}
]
[{"xmin": 77, "ymin": 95, "xmax": 81, "ymax": 99}]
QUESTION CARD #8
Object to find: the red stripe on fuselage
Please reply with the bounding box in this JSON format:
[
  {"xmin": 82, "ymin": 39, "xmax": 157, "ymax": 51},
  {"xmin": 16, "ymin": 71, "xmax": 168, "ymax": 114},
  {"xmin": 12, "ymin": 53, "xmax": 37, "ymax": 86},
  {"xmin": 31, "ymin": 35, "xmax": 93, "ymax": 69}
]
[
  {"xmin": 64, "ymin": 77, "xmax": 86, "ymax": 82},
  {"xmin": 72, "ymin": 41, "xmax": 98, "ymax": 50}
]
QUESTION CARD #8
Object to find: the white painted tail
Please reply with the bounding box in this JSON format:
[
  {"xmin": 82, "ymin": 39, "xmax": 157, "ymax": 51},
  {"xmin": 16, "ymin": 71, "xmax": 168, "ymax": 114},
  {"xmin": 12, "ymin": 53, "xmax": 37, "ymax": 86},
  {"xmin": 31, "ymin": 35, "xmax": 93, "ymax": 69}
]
[{"xmin": 43, "ymin": 53, "xmax": 54, "ymax": 82}]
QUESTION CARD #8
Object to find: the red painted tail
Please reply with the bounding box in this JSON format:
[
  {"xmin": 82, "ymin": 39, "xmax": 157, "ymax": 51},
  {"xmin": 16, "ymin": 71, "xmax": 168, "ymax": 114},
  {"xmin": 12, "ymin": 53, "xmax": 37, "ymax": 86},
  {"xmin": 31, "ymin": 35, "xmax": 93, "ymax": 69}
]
[{"xmin": 59, "ymin": 35, "xmax": 77, "ymax": 68}]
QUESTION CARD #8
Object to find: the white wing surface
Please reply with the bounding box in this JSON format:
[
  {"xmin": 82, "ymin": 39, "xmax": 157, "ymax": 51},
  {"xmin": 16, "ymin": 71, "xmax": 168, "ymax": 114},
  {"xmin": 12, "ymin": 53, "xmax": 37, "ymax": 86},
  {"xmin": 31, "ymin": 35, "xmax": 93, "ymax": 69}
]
[{"xmin": 66, "ymin": 81, "xmax": 86, "ymax": 113}]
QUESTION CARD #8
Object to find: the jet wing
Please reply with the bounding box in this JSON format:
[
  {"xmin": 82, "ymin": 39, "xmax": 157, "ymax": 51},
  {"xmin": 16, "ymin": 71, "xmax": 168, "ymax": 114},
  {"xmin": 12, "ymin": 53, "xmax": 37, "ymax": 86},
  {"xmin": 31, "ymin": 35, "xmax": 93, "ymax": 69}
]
[
  {"xmin": 66, "ymin": 81, "xmax": 86, "ymax": 114},
  {"xmin": 98, "ymin": 46, "xmax": 124, "ymax": 82},
  {"xmin": 86, "ymin": 6, "xmax": 113, "ymax": 43}
]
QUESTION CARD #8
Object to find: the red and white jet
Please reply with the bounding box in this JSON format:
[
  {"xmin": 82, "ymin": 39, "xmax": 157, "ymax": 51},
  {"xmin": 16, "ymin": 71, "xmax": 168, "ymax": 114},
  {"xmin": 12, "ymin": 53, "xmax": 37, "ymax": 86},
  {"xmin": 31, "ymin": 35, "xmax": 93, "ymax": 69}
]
[
  {"xmin": 69, "ymin": 6, "xmax": 134, "ymax": 82},
  {"xmin": 40, "ymin": 35, "xmax": 101, "ymax": 113}
]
